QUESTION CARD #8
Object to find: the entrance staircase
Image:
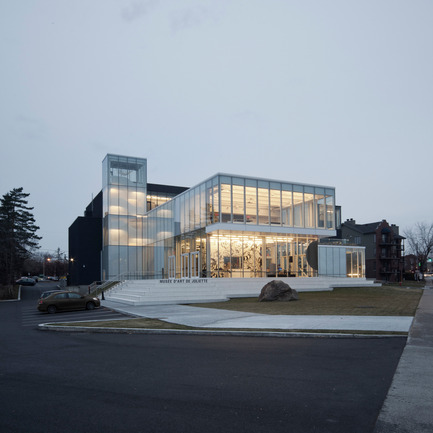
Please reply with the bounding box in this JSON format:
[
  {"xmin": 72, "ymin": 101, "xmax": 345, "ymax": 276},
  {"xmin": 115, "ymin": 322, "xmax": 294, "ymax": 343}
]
[{"xmin": 103, "ymin": 277, "xmax": 379, "ymax": 306}]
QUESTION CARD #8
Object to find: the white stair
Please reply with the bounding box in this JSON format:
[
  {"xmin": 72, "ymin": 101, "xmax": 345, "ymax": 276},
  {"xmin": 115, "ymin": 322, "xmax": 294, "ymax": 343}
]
[{"xmin": 104, "ymin": 277, "xmax": 379, "ymax": 306}]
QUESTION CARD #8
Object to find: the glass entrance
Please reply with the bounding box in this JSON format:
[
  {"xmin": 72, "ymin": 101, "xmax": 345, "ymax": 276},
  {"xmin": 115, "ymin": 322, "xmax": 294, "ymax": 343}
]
[
  {"xmin": 181, "ymin": 253, "xmax": 190, "ymax": 279},
  {"xmin": 191, "ymin": 252, "xmax": 200, "ymax": 278},
  {"xmin": 168, "ymin": 255, "xmax": 176, "ymax": 279}
]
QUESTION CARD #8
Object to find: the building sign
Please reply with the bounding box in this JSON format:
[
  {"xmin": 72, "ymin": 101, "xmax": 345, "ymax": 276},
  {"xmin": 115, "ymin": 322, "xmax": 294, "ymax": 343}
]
[{"xmin": 159, "ymin": 278, "xmax": 208, "ymax": 284}]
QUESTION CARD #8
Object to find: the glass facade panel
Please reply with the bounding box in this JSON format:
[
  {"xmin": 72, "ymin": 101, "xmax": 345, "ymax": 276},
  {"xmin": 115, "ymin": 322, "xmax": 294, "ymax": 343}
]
[
  {"xmin": 184, "ymin": 191, "xmax": 190, "ymax": 233},
  {"xmin": 108, "ymin": 216, "xmax": 120, "ymax": 245},
  {"xmin": 212, "ymin": 182, "xmax": 219, "ymax": 224},
  {"xmin": 258, "ymin": 186, "xmax": 269, "ymax": 225},
  {"xmin": 194, "ymin": 187, "xmax": 200, "ymax": 229},
  {"xmin": 200, "ymin": 184, "xmax": 206, "ymax": 228},
  {"xmin": 326, "ymin": 190, "xmax": 335, "ymax": 229},
  {"xmin": 220, "ymin": 182, "xmax": 232, "ymax": 223},
  {"xmin": 293, "ymin": 191, "xmax": 304, "ymax": 227},
  {"xmin": 281, "ymin": 189, "xmax": 292, "ymax": 226},
  {"xmin": 270, "ymin": 186, "xmax": 281, "ymax": 226},
  {"xmin": 304, "ymin": 188, "xmax": 314, "ymax": 228},
  {"xmin": 189, "ymin": 190, "xmax": 195, "ymax": 231},
  {"xmin": 245, "ymin": 186, "xmax": 257, "ymax": 224},
  {"xmin": 232, "ymin": 184, "xmax": 245, "ymax": 223},
  {"xmin": 346, "ymin": 247, "xmax": 365, "ymax": 278},
  {"xmin": 315, "ymin": 188, "xmax": 325, "ymax": 229},
  {"xmin": 179, "ymin": 194, "xmax": 185, "ymax": 234},
  {"xmin": 206, "ymin": 183, "xmax": 213, "ymax": 225}
]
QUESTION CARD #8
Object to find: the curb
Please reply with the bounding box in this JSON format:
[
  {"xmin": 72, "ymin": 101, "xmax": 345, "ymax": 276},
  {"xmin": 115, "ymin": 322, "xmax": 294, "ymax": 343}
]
[{"xmin": 37, "ymin": 323, "xmax": 407, "ymax": 339}]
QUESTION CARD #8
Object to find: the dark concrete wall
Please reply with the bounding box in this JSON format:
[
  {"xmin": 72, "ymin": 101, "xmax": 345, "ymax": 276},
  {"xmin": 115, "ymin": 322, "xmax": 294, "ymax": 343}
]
[{"xmin": 68, "ymin": 217, "xmax": 102, "ymax": 286}]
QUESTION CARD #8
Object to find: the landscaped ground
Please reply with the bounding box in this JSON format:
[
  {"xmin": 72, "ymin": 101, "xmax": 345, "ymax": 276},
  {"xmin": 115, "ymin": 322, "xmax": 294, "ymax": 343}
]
[
  {"xmin": 194, "ymin": 285, "xmax": 423, "ymax": 316},
  {"xmin": 48, "ymin": 284, "xmax": 424, "ymax": 333},
  {"xmin": 0, "ymin": 285, "xmax": 19, "ymax": 300}
]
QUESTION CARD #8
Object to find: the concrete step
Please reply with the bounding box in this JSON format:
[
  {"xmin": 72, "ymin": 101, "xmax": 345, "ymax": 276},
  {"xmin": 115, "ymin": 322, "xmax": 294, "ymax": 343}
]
[{"xmin": 103, "ymin": 277, "xmax": 379, "ymax": 306}]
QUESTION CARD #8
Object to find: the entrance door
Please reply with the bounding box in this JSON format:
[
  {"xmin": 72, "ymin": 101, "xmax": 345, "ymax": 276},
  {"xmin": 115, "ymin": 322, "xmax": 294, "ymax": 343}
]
[
  {"xmin": 168, "ymin": 255, "xmax": 176, "ymax": 279},
  {"xmin": 181, "ymin": 253, "xmax": 190, "ymax": 279},
  {"xmin": 191, "ymin": 252, "xmax": 200, "ymax": 278}
]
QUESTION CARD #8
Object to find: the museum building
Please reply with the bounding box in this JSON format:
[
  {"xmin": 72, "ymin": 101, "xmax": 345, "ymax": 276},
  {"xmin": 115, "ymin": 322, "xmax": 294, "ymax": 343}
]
[{"xmin": 67, "ymin": 154, "xmax": 365, "ymax": 286}]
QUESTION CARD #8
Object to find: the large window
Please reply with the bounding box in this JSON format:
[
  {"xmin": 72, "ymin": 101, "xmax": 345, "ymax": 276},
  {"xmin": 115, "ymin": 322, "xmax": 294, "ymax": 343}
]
[
  {"xmin": 245, "ymin": 180, "xmax": 257, "ymax": 224},
  {"xmin": 315, "ymin": 188, "xmax": 325, "ymax": 228},
  {"xmin": 282, "ymin": 185, "xmax": 292, "ymax": 226},
  {"xmin": 200, "ymin": 184, "xmax": 206, "ymax": 228},
  {"xmin": 346, "ymin": 248, "xmax": 365, "ymax": 278},
  {"xmin": 270, "ymin": 183, "xmax": 281, "ymax": 225},
  {"xmin": 304, "ymin": 187, "xmax": 314, "ymax": 228},
  {"xmin": 232, "ymin": 178, "xmax": 245, "ymax": 223},
  {"xmin": 212, "ymin": 181, "xmax": 220, "ymax": 223},
  {"xmin": 208, "ymin": 231, "xmax": 317, "ymax": 278},
  {"xmin": 220, "ymin": 180, "xmax": 232, "ymax": 223},
  {"xmin": 206, "ymin": 183, "xmax": 213, "ymax": 225},
  {"xmin": 178, "ymin": 176, "xmax": 336, "ymax": 231},
  {"xmin": 293, "ymin": 188, "xmax": 304, "ymax": 227},
  {"xmin": 326, "ymin": 190, "xmax": 335, "ymax": 229},
  {"xmin": 258, "ymin": 181, "xmax": 269, "ymax": 225}
]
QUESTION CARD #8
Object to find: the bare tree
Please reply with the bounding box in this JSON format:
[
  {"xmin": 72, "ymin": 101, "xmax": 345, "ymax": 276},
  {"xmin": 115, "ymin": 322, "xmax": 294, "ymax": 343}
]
[{"xmin": 404, "ymin": 222, "xmax": 433, "ymax": 273}]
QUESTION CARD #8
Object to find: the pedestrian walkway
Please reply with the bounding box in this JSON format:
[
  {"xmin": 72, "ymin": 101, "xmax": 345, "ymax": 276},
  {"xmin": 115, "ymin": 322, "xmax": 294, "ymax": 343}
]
[
  {"xmin": 101, "ymin": 300, "xmax": 413, "ymax": 333},
  {"xmin": 374, "ymin": 289, "xmax": 433, "ymax": 433}
]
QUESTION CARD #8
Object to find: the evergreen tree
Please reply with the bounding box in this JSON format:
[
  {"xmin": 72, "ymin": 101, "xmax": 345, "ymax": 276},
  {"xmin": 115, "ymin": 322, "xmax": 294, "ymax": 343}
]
[{"xmin": 0, "ymin": 188, "xmax": 41, "ymax": 284}]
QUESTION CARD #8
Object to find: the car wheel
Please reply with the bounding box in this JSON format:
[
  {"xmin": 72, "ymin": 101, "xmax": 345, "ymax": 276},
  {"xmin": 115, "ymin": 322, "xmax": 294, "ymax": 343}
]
[
  {"xmin": 86, "ymin": 302, "xmax": 95, "ymax": 310},
  {"xmin": 47, "ymin": 305, "xmax": 57, "ymax": 314}
]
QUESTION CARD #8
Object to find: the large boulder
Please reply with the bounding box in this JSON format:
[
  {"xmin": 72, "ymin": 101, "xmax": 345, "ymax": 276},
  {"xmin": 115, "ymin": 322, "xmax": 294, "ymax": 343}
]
[{"xmin": 258, "ymin": 280, "xmax": 299, "ymax": 302}]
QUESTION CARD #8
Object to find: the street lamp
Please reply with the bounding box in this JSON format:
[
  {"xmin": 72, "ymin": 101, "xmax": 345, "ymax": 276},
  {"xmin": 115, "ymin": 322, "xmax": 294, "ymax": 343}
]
[{"xmin": 43, "ymin": 257, "xmax": 51, "ymax": 278}]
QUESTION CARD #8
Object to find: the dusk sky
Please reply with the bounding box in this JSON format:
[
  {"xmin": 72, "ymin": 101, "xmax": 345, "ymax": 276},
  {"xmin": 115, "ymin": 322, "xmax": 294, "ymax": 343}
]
[{"xmin": 1, "ymin": 0, "xmax": 432, "ymax": 255}]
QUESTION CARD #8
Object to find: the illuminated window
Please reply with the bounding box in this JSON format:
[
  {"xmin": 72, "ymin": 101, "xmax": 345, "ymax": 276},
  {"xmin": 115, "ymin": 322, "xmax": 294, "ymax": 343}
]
[
  {"xmin": 221, "ymin": 179, "xmax": 231, "ymax": 223},
  {"xmin": 258, "ymin": 182, "xmax": 269, "ymax": 225},
  {"xmin": 245, "ymin": 180, "xmax": 257, "ymax": 224},
  {"xmin": 232, "ymin": 181, "xmax": 245, "ymax": 223},
  {"xmin": 270, "ymin": 184, "xmax": 281, "ymax": 226}
]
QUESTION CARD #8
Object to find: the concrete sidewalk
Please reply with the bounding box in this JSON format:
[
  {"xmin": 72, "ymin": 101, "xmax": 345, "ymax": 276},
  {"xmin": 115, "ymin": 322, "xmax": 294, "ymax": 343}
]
[
  {"xmin": 100, "ymin": 300, "xmax": 413, "ymax": 333},
  {"xmin": 373, "ymin": 289, "xmax": 433, "ymax": 433}
]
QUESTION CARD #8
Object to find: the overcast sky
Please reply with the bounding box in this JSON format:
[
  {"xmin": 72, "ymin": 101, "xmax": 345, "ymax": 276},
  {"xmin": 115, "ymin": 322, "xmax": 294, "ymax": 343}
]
[{"xmin": 1, "ymin": 0, "xmax": 432, "ymax": 255}]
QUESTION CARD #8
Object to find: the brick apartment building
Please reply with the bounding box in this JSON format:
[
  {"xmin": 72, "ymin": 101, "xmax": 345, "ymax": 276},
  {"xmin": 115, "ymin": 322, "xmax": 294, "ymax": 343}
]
[{"xmin": 338, "ymin": 219, "xmax": 405, "ymax": 282}]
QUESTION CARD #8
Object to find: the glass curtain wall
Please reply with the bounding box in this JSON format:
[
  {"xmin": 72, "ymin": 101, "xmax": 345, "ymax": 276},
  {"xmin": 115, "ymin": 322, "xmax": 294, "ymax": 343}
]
[
  {"xmin": 245, "ymin": 179, "xmax": 257, "ymax": 224},
  {"xmin": 318, "ymin": 245, "xmax": 365, "ymax": 278},
  {"xmin": 102, "ymin": 154, "xmax": 147, "ymax": 280},
  {"xmin": 346, "ymin": 247, "xmax": 365, "ymax": 278},
  {"xmin": 207, "ymin": 231, "xmax": 318, "ymax": 278},
  {"xmin": 140, "ymin": 174, "xmax": 336, "ymax": 279}
]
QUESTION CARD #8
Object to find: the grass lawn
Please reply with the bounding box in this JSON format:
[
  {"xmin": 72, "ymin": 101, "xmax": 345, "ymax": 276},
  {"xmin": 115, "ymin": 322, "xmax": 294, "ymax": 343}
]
[
  {"xmin": 47, "ymin": 284, "xmax": 424, "ymax": 334},
  {"xmin": 53, "ymin": 318, "xmax": 194, "ymax": 330},
  {"xmin": 193, "ymin": 285, "xmax": 424, "ymax": 317}
]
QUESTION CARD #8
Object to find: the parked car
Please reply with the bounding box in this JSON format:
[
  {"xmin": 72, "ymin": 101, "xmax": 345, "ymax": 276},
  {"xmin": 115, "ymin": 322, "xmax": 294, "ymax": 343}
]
[
  {"xmin": 39, "ymin": 290, "xmax": 61, "ymax": 299},
  {"xmin": 16, "ymin": 277, "xmax": 36, "ymax": 286},
  {"xmin": 37, "ymin": 290, "xmax": 101, "ymax": 314}
]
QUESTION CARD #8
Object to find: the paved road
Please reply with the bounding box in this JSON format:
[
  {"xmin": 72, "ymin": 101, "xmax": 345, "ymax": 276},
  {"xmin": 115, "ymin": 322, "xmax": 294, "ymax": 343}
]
[{"xmin": 0, "ymin": 289, "xmax": 407, "ymax": 433}]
